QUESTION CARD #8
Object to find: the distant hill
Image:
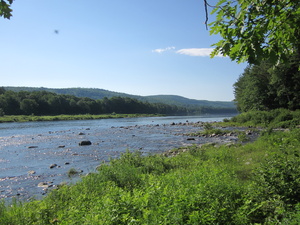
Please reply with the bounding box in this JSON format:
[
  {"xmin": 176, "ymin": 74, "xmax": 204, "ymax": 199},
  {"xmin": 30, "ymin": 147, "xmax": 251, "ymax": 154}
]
[{"xmin": 3, "ymin": 86, "xmax": 236, "ymax": 109}]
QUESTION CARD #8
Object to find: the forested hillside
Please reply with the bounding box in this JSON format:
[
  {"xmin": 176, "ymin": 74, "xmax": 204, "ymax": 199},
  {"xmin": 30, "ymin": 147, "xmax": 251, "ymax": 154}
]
[
  {"xmin": 0, "ymin": 88, "xmax": 237, "ymax": 116},
  {"xmin": 3, "ymin": 86, "xmax": 236, "ymax": 109}
]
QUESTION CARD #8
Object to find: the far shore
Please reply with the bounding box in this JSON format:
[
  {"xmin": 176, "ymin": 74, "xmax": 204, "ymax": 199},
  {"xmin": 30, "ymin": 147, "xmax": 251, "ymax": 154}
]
[{"xmin": 0, "ymin": 113, "xmax": 165, "ymax": 123}]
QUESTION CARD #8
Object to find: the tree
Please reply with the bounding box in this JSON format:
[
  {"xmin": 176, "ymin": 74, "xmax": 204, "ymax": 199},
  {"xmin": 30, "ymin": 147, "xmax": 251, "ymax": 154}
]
[
  {"xmin": 0, "ymin": 87, "xmax": 5, "ymax": 95},
  {"xmin": 207, "ymin": 0, "xmax": 300, "ymax": 65},
  {"xmin": 233, "ymin": 62, "xmax": 274, "ymax": 112},
  {"xmin": 20, "ymin": 99, "xmax": 39, "ymax": 115},
  {"xmin": 233, "ymin": 53, "xmax": 300, "ymax": 112},
  {"xmin": 0, "ymin": 0, "xmax": 14, "ymax": 19}
]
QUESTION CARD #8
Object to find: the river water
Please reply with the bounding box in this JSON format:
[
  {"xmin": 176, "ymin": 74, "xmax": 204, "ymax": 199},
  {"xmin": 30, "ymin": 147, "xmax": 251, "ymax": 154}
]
[{"xmin": 0, "ymin": 115, "xmax": 236, "ymax": 201}]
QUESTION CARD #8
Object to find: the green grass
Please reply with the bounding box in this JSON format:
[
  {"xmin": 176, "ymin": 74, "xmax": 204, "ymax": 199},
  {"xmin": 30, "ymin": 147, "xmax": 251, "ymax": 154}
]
[
  {"xmin": 0, "ymin": 113, "xmax": 162, "ymax": 123},
  {"xmin": 219, "ymin": 108, "xmax": 300, "ymax": 129}
]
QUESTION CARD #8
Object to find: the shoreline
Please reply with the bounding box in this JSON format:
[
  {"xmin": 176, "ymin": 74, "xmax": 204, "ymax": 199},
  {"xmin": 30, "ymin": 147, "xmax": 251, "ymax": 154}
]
[{"xmin": 0, "ymin": 113, "xmax": 164, "ymax": 123}]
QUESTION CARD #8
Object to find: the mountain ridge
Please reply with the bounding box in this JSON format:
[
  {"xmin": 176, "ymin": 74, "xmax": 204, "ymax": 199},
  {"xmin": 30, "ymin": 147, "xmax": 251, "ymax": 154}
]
[{"xmin": 3, "ymin": 86, "xmax": 236, "ymax": 109}]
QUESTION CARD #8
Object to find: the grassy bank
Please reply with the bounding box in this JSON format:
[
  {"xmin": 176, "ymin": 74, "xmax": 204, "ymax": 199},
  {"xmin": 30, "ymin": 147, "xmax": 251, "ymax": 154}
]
[
  {"xmin": 0, "ymin": 113, "xmax": 162, "ymax": 123},
  {"xmin": 0, "ymin": 109, "xmax": 300, "ymax": 224}
]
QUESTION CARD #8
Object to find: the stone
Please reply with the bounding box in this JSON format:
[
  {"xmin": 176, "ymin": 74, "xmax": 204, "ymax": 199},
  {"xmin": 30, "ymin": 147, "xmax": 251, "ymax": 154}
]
[
  {"xmin": 28, "ymin": 146, "xmax": 38, "ymax": 149},
  {"xmin": 50, "ymin": 164, "xmax": 57, "ymax": 169},
  {"xmin": 79, "ymin": 140, "xmax": 92, "ymax": 146},
  {"xmin": 187, "ymin": 137, "xmax": 196, "ymax": 141},
  {"xmin": 38, "ymin": 182, "xmax": 49, "ymax": 188},
  {"xmin": 28, "ymin": 170, "xmax": 36, "ymax": 175}
]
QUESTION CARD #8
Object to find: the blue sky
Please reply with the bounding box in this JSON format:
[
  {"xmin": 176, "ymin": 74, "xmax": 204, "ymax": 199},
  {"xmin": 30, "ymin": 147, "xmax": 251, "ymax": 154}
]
[{"xmin": 1, "ymin": 0, "xmax": 247, "ymax": 101}]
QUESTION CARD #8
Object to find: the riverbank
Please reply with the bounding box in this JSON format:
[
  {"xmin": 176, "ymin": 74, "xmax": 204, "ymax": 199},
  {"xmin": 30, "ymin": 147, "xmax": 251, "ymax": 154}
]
[
  {"xmin": 0, "ymin": 115, "xmax": 233, "ymax": 201},
  {"xmin": 1, "ymin": 110, "xmax": 300, "ymax": 224},
  {"xmin": 1, "ymin": 127, "xmax": 300, "ymax": 224},
  {"xmin": 0, "ymin": 113, "xmax": 163, "ymax": 123}
]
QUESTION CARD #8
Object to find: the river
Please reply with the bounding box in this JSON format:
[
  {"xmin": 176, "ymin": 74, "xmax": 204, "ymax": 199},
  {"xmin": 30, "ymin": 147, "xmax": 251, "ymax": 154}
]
[{"xmin": 0, "ymin": 115, "xmax": 236, "ymax": 201}]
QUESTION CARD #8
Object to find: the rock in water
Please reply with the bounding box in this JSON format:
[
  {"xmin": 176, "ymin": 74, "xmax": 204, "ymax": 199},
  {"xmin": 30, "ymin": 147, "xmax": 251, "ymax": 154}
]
[
  {"xmin": 79, "ymin": 140, "xmax": 92, "ymax": 146},
  {"xmin": 49, "ymin": 164, "xmax": 57, "ymax": 169}
]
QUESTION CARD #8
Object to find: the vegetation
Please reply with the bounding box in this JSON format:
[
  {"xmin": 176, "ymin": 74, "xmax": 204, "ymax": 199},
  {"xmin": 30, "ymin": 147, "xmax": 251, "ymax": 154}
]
[
  {"xmin": 3, "ymin": 86, "xmax": 237, "ymax": 113},
  {"xmin": 1, "ymin": 1, "xmax": 300, "ymax": 223},
  {"xmin": 0, "ymin": 88, "xmax": 189, "ymax": 116},
  {"xmin": 223, "ymin": 108, "xmax": 300, "ymax": 129},
  {"xmin": 0, "ymin": 114, "xmax": 160, "ymax": 123},
  {"xmin": 0, "ymin": 0, "xmax": 13, "ymax": 19},
  {"xmin": 208, "ymin": 0, "xmax": 300, "ymax": 65},
  {"xmin": 0, "ymin": 88, "xmax": 237, "ymax": 117},
  {"xmin": 233, "ymin": 54, "xmax": 300, "ymax": 112}
]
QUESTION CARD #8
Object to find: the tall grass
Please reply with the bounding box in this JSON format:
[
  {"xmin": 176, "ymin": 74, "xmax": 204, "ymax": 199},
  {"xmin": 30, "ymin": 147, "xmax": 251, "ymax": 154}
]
[{"xmin": 228, "ymin": 108, "xmax": 300, "ymax": 128}]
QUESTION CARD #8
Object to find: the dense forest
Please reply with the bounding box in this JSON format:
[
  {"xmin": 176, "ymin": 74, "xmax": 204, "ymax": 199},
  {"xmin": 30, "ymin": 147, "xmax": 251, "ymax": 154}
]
[
  {"xmin": 0, "ymin": 88, "xmax": 236, "ymax": 116},
  {"xmin": 233, "ymin": 52, "xmax": 300, "ymax": 112}
]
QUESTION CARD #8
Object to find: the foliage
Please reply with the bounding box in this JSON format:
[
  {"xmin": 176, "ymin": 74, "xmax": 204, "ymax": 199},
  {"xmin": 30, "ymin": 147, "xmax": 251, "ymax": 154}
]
[
  {"xmin": 4, "ymin": 86, "xmax": 238, "ymax": 114},
  {"xmin": 229, "ymin": 108, "xmax": 300, "ymax": 128},
  {"xmin": 67, "ymin": 168, "xmax": 80, "ymax": 178},
  {"xmin": 209, "ymin": 0, "xmax": 300, "ymax": 65},
  {"xmin": 234, "ymin": 53, "xmax": 300, "ymax": 112},
  {"xmin": 0, "ymin": 0, "xmax": 13, "ymax": 19},
  {"xmin": 0, "ymin": 89, "xmax": 190, "ymax": 116}
]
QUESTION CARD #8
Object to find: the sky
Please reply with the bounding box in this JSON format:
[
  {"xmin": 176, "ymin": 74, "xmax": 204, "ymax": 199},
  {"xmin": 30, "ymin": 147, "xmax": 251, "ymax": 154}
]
[{"xmin": 1, "ymin": 0, "xmax": 247, "ymax": 101}]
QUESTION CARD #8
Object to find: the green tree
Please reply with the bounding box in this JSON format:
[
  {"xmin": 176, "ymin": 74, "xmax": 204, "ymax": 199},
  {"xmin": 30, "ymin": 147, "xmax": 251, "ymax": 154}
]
[
  {"xmin": 208, "ymin": 0, "xmax": 300, "ymax": 65},
  {"xmin": 0, "ymin": 0, "xmax": 14, "ymax": 19},
  {"xmin": 0, "ymin": 87, "xmax": 5, "ymax": 95},
  {"xmin": 20, "ymin": 99, "xmax": 39, "ymax": 115},
  {"xmin": 234, "ymin": 53, "xmax": 300, "ymax": 112},
  {"xmin": 233, "ymin": 62, "xmax": 274, "ymax": 112}
]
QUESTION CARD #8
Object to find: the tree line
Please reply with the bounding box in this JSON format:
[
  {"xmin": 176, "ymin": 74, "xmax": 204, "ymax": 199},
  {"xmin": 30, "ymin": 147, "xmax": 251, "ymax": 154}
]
[
  {"xmin": 0, "ymin": 88, "xmax": 236, "ymax": 116},
  {"xmin": 233, "ymin": 52, "xmax": 300, "ymax": 112}
]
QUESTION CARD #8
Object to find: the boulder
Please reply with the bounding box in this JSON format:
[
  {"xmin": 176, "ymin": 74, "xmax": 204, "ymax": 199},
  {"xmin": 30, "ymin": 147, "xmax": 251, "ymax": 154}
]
[{"xmin": 79, "ymin": 140, "xmax": 92, "ymax": 146}]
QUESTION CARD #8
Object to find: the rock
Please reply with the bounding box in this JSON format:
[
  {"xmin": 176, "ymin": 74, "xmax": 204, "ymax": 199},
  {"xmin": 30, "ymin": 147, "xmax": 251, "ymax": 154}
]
[
  {"xmin": 245, "ymin": 130, "xmax": 252, "ymax": 135},
  {"xmin": 78, "ymin": 132, "xmax": 85, "ymax": 135},
  {"xmin": 79, "ymin": 140, "xmax": 92, "ymax": 146},
  {"xmin": 38, "ymin": 182, "xmax": 49, "ymax": 188},
  {"xmin": 187, "ymin": 137, "xmax": 195, "ymax": 141},
  {"xmin": 50, "ymin": 164, "xmax": 57, "ymax": 169},
  {"xmin": 28, "ymin": 146, "xmax": 38, "ymax": 149},
  {"xmin": 28, "ymin": 170, "xmax": 36, "ymax": 175}
]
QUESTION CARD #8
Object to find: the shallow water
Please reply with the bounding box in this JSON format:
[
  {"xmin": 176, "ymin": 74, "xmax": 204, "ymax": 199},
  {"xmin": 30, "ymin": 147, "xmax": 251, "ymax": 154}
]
[{"xmin": 0, "ymin": 115, "xmax": 236, "ymax": 201}]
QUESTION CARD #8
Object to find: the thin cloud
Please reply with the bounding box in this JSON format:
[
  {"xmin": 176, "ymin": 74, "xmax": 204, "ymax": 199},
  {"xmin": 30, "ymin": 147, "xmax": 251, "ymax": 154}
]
[
  {"xmin": 176, "ymin": 48, "xmax": 223, "ymax": 57},
  {"xmin": 152, "ymin": 46, "xmax": 175, "ymax": 53}
]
